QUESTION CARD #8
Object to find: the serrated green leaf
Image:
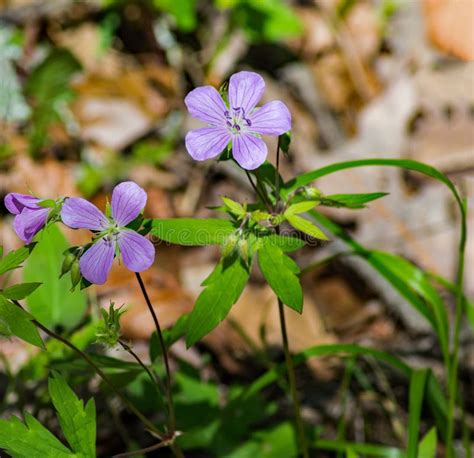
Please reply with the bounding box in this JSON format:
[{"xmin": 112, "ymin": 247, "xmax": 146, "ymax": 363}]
[
  {"xmin": 23, "ymin": 225, "xmax": 87, "ymax": 329},
  {"xmin": 0, "ymin": 245, "xmax": 35, "ymax": 275},
  {"xmin": 48, "ymin": 372, "xmax": 96, "ymax": 457},
  {"xmin": 186, "ymin": 255, "xmax": 250, "ymax": 347},
  {"xmin": 286, "ymin": 215, "xmax": 328, "ymax": 240},
  {"xmin": 321, "ymin": 192, "xmax": 388, "ymax": 209},
  {"xmin": 284, "ymin": 200, "xmax": 318, "ymax": 216},
  {"xmin": 1, "ymin": 282, "xmax": 42, "ymax": 300},
  {"xmin": 0, "ymin": 413, "xmax": 75, "ymax": 458},
  {"xmin": 149, "ymin": 218, "xmax": 236, "ymax": 246},
  {"xmin": 258, "ymin": 239, "xmax": 303, "ymax": 313},
  {"xmin": 418, "ymin": 428, "xmax": 437, "ymax": 458},
  {"xmin": 0, "ymin": 296, "xmax": 43, "ymax": 348}
]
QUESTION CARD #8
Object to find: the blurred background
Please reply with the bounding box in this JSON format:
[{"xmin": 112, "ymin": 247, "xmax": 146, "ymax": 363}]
[{"xmin": 0, "ymin": 0, "xmax": 473, "ymax": 456}]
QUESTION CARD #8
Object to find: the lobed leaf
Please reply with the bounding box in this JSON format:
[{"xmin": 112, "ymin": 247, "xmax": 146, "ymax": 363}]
[
  {"xmin": 0, "ymin": 414, "xmax": 75, "ymax": 458},
  {"xmin": 0, "ymin": 245, "xmax": 36, "ymax": 275},
  {"xmin": 48, "ymin": 372, "xmax": 96, "ymax": 457},
  {"xmin": 0, "ymin": 296, "xmax": 44, "ymax": 348},
  {"xmin": 1, "ymin": 282, "xmax": 42, "ymax": 300},
  {"xmin": 286, "ymin": 214, "xmax": 328, "ymax": 240}
]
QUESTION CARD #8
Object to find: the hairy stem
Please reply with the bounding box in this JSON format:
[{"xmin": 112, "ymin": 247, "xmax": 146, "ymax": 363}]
[
  {"xmin": 134, "ymin": 273, "xmax": 178, "ymax": 436},
  {"xmin": 12, "ymin": 300, "xmax": 163, "ymax": 439}
]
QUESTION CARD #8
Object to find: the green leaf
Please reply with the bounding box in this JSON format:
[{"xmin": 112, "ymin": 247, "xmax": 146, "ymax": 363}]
[
  {"xmin": 1, "ymin": 282, "xmax": 41, "ymax": 300},
  {"xmin": 258, "ymin": 239, "xmax": 303, "ymax": 313},
  {"xmin": 320, "ymin": 192, "xmax": 389, "ymax": 209},
  {"xmin": 48, "ymin": 372, "xmax": 96, "ymax": 457},
  {"xmin": 0, "ymin": 413, "xmax": 75, "ymax": 458},
  {"xmin": 186, "ymin": 255, "xmax": 250, "ymax": 347},
  {"xmin": 370, "ymin": 251, "xmax": 449, "ymax": 364},
  {"xmin": 407, "ymin": 369, "xmax": 429, "ymax": 458},
  {"xmin": 284, "ymin": 200, "xmax": 318, "ymax": 216},
  {"xmin": 222, "ymin": 197, "xmax": 246, "ymax": 217},
  {"xmin": 287, "ymin": 214, "xmax": 329, "ymax": 240},
  {"xmin": 0, "ymin": 296, "xmax": 44, "ymax": 348},
  {"xmin": 418, "ymin": 428, "xmax": 437, "ymax": 458},
  {"xmin": 0, "ymin": 245, "xmax": 35, "ymax": 275},
  {"xmin": 261, "ymin": 234, "xmax": 305, "ymax": 253},
  {"xmin": 23, "ymin": 225, "xmax": 87, "ymax": 329},
  {"xmin": 149, "ymin": 218, "xmax": 236, "ymax": 246}
]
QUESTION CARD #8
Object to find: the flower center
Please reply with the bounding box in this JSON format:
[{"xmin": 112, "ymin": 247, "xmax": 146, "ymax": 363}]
[{"xmin": 225, "ymin": 107, "xmax": 252, "ymax": 134}]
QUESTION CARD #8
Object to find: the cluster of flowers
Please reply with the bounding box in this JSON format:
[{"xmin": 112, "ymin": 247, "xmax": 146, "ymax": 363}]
[{"xmin": 4, "ymin": 71, "xmax": 291, "ymax": 284}]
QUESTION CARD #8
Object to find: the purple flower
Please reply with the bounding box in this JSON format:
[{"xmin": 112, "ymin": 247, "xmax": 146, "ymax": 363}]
[
  {"xmin": 4, "ymin": 193, "xmax": 51, "ymax": 243},
  {"xmin": 61, "ymin": 182, "xmax": 155, "ymax": 285},
  {"xmin": 184, "ymin": 71, "xmax": 291, "ymax": 170}
]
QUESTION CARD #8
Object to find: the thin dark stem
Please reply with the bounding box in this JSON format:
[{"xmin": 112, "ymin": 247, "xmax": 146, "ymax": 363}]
[
  {"xmin": 277, "ymin": 298, "xmax": 309, "ymax": 458},
  {"xmin": 134, "ymin": 273, "xmax": 177, "ymax": 435},
  {"xmin": 118, "ymin": 340, "xmax": 167, "ymax": 398},
  {"xmin": 245, "ymin": 169, "xmax": 273, "ymax": 213},
  {"xmin": 12, "ymin": 300, "xmax": 163, "ymax": 439}
]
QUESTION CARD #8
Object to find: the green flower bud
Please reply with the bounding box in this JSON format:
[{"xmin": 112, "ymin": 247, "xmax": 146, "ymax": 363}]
[
  {"xmin": 222, "ymin": 233, "xmax": 239, "ymax": 258},
  {"xmin": 303, "ymin": 187, "xmax": 322, "ymax": 200},
  {"xmin": 60, "ymin": 251, "xmax": 77, "ymax": 278},
  {"xmin": 70, "ymin": 260, "xmax": 82, "ymax": 291},
  {"xmin": 237, "ymin": 238, "xmax": 249, "ymax": 263},
  {"xmin": 96, "ymin": 302, "xmax": 126, "ymax": 347}
]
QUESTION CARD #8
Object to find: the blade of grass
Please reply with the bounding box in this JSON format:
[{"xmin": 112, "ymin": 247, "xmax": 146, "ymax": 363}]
[{"xmin": 407, "ymin": 368, "xmax": 429, "ymax": 458}]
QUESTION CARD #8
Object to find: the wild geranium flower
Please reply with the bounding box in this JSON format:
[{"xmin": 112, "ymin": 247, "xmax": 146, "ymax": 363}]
[
  {"xmin": 4, "ymin": 193, "xmax": 51, "ymax": 243},
  {"xmin": 184, "ymin": 71, "xmax": 291, "ymax": 170},
  {"xmin": 61, "ymin": 182, "xmax": 154, "ymax": 285}
]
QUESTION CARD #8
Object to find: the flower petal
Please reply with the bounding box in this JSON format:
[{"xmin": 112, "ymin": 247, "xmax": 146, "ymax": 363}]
[
  {"xmin": 118, "ymin": 230, "xmax": 155, "ymax": 272},
  {"xmin": 4, "ymin": 193, "xmax": 40, "ymax": 215},
  {"xmin": 79, "ymin": 237, "xmax": 115, "ymax": 285},
  {"xmin": 61, "ymin": 198, "xmax": 109, "ymax": 231},
  {"xmin": 13, "ymin": 208, "xmax": 49, "ymax": 244},
  {"xmin": 232, "ymin": 133, "xmax": 267, "ymax": 170},
  {"xmin": 228, "ymin": 71, "xmax": 265, "ymax": 114},
  {"xmin": 184, "ymin": 86, "xmax": 227, "ymax": 126},
  {"xmin": 248, "ymin": 100, "xmax": 291, "ymax": 136},
  {"xmin": 185, "ymin": 127, "xmax": 231, "ymax": 161},
  {"xmin": 111, "ymin": 181, "xmax": 147, "ymax": 227}
]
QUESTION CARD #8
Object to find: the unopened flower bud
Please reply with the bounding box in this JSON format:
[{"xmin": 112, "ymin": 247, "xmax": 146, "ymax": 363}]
[
  {"xmin": 60, "ymin": 251, "xmax": 76, "ymax": 278},
  {"xmin": 304, "ymin": 187, "xmax": 322, "ymax": 200},
  {"xmin": 237, "ymin": 238, "xmax": 249, "ymax": 263},
  {"xmin": 222, "ymin": 233, "xmax": 238, "ymax": 258},
  {"xmin": 70, "ymin": 260, "xmax": 82, "ymax": 291}
]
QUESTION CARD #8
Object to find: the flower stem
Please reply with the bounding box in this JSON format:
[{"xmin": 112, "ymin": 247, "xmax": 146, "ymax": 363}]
[
  {"xmin": 118, "ymin": 339, "xmax": 167, "ymax": 398},
  {"xmin": 12, "ymin": 300, "xmax": 164, "ymax": 439},
  {"xmin": 134, "ymin": 273, "xmax": 177, "ymax": 435},
  {"xmin": 277, "ymin": 298, "xmax": 309, "ymax": 458}
]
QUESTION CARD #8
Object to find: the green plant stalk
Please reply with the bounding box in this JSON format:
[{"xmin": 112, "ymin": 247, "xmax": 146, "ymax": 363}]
[
  {"xmin": 12, "ymin": 300, "xmax": 164, "ymax": 440},
  {"xmin": 245, "ymin": 140, "xmax": 309, "ymax": 458},
  {"xmin": 134, "ymin": 273, "xmax": 184, "ymax": 458},
  {"xmin": 446, "ymin": 197, "xmax": 467, "ymax": 457}
]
